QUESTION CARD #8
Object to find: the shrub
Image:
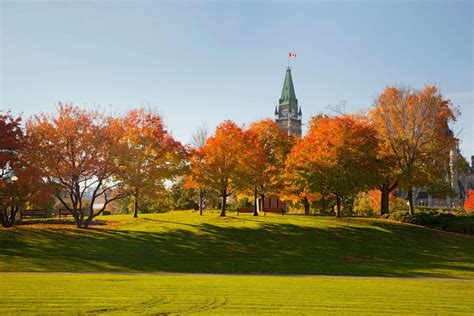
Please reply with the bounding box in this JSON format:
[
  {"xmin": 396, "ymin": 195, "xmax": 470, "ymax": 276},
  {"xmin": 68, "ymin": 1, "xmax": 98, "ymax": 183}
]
[
  {"xmin": 390, "ymin": 197, "xmax": 408, "ymax": 212},
  {"xmin": 353, "ymin": 192, "xmax": 377, "ymax": 217},
  {"xmin": 229, "ymin": 198, "xmax": 253, "ymax": 212}
]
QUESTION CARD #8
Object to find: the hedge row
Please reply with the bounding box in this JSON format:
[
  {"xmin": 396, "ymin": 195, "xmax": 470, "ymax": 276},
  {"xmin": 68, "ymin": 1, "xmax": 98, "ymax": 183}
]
[{"xmin": 382, "ymin": 211, "xmax": 474, "ymax": 235}]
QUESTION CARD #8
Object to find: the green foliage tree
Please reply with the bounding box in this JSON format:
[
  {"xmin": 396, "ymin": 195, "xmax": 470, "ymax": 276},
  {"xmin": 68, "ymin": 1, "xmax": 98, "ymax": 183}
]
[{"xmin": 169, "ymin": 178, "xmax": 199, "ymax": 211}]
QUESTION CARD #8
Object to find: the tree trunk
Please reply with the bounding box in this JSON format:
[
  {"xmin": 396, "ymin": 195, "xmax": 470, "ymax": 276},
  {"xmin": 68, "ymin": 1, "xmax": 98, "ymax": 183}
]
[
  {"xmin": 380, "ymin": 180, "xmax": 399, "ymax": 215},
  {"xmin": 199, "ymin": 189, "xmax": 204, "ymax": 216},
  {"xmin": 0, "ymin": 207, "xmax": 17, "ymax": 228},
  {"xmin": 407, "ymin": 186, "xmax": 414, "ymax": 215},
  {"xmin": 83, "ymin": 217, "xmax": 92, "ymax": 228},
  {"xmin": 380, "ymin": 182, "xmax": 390, "ymax": 215},
  {"xmin": 253, "ymin": 187, "xmax": 259, "ymax": 216},
  {"xmin": 0, "ymin": 211, "xmax": 5, "ymax": 227},
  {"xmin": 74, "ymin": 208, "xmax": 88, "ymax": 228},
  {"xmin": 321, "ymin": 194, "xmax": 326, "ymax": 214},
  {"xmin": 303, "ymin": 197, "xmax": 310, "ymax": 215},
  {"xmin": 336, "ymin": 196, "xmax": 342, "ymax": 218},
  {"xmin": 83, "ymin": 213, "xmax": 97, "ymax": 229},
  {"xmin": 133, "ymin": 192, "xmax": 139, "ymax": 218},
  {"xmin": 220, "ymin": 191, "xmax": 227, "ymax": 217},
  {"xmin": 83, "ymin": 207, "xmax": 101, "ymax": 228},
  {"xmin": 76, "ymin": 218, "xmax": 84, "ymax": 228}
]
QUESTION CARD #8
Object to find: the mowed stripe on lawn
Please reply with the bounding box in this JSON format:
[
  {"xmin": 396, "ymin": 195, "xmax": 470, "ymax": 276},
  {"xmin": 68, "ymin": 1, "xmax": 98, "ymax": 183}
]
[{"xmin": 0, "ymin": 273, "xmax": 473, "ymax": 315}]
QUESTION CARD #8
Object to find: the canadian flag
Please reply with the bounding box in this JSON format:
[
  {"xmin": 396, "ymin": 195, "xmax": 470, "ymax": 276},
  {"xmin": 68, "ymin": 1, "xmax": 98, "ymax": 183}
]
[{"xmin": 288, "ymin": 53, "xmax": 296, "ymax": 57}]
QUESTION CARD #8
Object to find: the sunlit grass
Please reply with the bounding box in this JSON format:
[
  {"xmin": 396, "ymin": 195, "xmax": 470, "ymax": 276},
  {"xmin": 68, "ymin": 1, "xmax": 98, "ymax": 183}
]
[{"xmin": 0, "ymin": 273, "xmax": 473, "ymax": 315}]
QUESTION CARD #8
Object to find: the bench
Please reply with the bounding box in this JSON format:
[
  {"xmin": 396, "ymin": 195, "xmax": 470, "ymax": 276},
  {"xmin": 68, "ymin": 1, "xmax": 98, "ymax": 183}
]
[
  {"xmin": 263, "ymin": 207, "xmax": 285, "ymax": 216},
  {"xmin": 58, "ymin": 209, "xmax": 72, "ymax": 218},
  {"xmin": 236, "ymin": 207, "xmax": 255, "ymax": 215},
  {"xmin": 21, "ymin": 209, "xmax": 47, "ymax": 219}
]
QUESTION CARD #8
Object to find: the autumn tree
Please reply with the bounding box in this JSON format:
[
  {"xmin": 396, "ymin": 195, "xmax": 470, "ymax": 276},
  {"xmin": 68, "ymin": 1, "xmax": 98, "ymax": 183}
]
[
  {"xmin": 189, "ymin": 120, "xmax": 248, "ymax": 216},
  {"xmin": 0, "ymin": 111, "xmax": 22, "ymax": 179},
  {"xmin": 370, "ymin": 133, "xmax": 400, "ymax": 216},
  {"xmin": 286, "ymin": 115, "xmax": 381, "ymax": 217},
  {"xmin": 371, "ymin": 85, "xmax": 457, "ymax": 215},
  {"xmin": 26, "ymin": 104, "xmax": 126, "ymax": 228},
  {"xmin": 243, "ymin": 120, "xmax": 292, "ymax": 216},
  {"xmin": 115, "ymin": 109, "xmax": 186, "ymax": 218},
  {"xmin": 240, "ymin": 128, "xmax": 268, "ymax": 216},
  {"xmin": 283, "ymin": 114, "xmax": 327, "ymax": 215},
  {"xmin": 0, "ymin": 157, "xmax": 51, "ymax": 228},
  {"xmin": 281, "ymin": 178, "xmax": 319, "ymax": 215},
  {"xmin": 189, "ymin": 125, "xmax": 210, "ymax": 215},
  {"xmin": 0, "ymin": 112, "xmax": 48, "ymax": 227}
]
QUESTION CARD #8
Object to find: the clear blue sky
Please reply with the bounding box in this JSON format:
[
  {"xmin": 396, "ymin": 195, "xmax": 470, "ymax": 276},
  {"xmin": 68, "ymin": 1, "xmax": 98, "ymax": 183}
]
[{"xmin": 1, "ymin": 1, "xmax": 473, "ymax": 158}]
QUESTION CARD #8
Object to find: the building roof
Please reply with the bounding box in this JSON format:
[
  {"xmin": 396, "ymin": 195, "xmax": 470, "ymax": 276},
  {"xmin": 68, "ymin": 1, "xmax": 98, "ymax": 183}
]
[
  {"xmin": 279, "ymin": 67, "xmax": 297, "ymax": 104},
  {"xmin": 416, "ymin": 192, "xmax": 429, "ymax": 199}
]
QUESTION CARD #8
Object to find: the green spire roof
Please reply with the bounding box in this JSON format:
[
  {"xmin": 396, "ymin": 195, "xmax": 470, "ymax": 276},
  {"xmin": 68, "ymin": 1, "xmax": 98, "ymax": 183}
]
[{"xmin": 280, "ymin": 67, "xmax": 297, "ymax": 104}]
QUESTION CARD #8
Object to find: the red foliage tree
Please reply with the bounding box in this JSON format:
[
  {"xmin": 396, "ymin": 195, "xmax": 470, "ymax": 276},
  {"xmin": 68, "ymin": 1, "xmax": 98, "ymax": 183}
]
[
  {"xmin": 465, "ymin": 190, "xmax": 474, "ymax": 213},
  {"xmin": 0, "ymin": 112, "xmax": 50, "ymax": 227},
  {"xmin": 0, "ymin": 112, "xmax": 22, "ymax": 178},
  {"xmin": 0, "ymin": 112, "xmax": 24, "ymax": 227},
  {"xmin": 26, "ymin": 104, "xmax": 126, "ymax": 228}
]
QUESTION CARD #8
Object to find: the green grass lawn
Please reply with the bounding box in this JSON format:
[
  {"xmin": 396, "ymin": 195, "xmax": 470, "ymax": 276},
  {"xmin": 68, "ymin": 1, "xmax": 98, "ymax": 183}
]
[
  {"xmin": 1, "ymin": 211, "xmax": 473, "ymax": 278},
  {"xmin": 0, "ymin": 273, "xmax": 473, "ymax": 315}
]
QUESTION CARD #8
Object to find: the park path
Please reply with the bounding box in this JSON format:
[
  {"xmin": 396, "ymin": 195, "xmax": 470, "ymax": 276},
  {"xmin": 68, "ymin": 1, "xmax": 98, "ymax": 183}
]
[{"xmin": 0, "ymin": 271, "xmax": 473, "ymax": 282}]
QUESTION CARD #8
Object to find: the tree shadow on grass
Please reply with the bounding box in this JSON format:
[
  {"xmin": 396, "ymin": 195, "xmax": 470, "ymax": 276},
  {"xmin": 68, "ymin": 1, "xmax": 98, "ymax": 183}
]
[
  {"xmin": 15, "ymin": 219, "xmax": 106, "ymax": 226},
  {"xmin": 1, "ymin": 219, "xmax": 474, "ymax": 278}
]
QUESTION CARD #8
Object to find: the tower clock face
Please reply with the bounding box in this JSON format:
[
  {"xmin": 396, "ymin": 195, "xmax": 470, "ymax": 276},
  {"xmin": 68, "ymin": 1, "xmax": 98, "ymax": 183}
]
[
  {"xmin": 281, "ymin": 109, "xmax": 288, "ymax": 117},
  {"xmin": 291, "ymin": 108, "xmax": 297, "ymax": 118}
]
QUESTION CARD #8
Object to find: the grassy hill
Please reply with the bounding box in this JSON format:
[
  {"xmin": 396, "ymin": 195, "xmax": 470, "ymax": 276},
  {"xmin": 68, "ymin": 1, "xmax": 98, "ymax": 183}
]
[{"xmin": 1, "ymin": 211, "xmax": 473, "ymax": 279}]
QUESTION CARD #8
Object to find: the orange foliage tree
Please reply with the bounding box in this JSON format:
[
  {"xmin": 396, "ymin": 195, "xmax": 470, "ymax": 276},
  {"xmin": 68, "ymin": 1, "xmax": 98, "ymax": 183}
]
[
  {"xmin": 244, "ymin": 119, "xmax": 291, "ymax": 216},
  {"xmin": 371, "ymin": 85, "xmax": 457, "ymax": 215},
  {"xmin": 465, "ymin": 190, "xmax": 474, "ymax": 212},
  {"xmin": 285, "ymin": 115, "xmax": 381, "ymax": 217},
  {"xmin": 189, "ymin": 120, "xmax": 249, "ymax": 216},
  {"xmin": 115, "ymin": 109, "xmax": 187, "ymax": 218},
  {"xmin": 26, "ymin": 104, "xmax": 126, "ymax": 228},
  {"xmin": 283, "ymin": 114, "xmax": 325, "ymax": 215}
]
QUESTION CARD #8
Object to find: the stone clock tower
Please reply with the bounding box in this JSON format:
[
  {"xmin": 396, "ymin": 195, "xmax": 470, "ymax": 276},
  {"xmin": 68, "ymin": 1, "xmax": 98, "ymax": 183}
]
[{"xmin": 274, "ymin": 67, "xmax": 302, "ymax": 137}]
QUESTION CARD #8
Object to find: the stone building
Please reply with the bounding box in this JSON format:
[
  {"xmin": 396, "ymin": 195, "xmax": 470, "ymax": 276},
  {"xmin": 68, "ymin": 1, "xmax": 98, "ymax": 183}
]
[{"xmin": 414, "ymin": 148, "xmax": 474, "ymax": 208}]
